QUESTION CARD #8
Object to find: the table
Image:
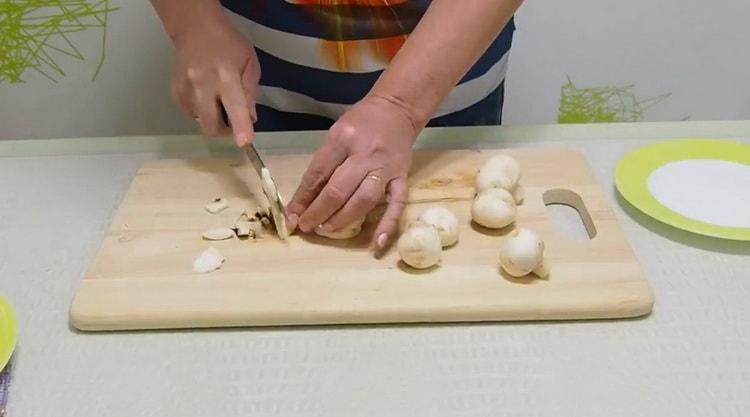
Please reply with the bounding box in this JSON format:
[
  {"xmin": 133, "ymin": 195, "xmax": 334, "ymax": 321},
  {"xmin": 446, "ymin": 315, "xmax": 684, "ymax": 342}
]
[{"xmin": 1, "ymin": 121, "xmax": 749, "ymax": 417}]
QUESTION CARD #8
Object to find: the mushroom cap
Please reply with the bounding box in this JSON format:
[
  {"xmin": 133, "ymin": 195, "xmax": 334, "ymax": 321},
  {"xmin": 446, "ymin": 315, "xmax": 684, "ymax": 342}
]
[
  {"xmin": 475, "ymin": 169, "xmax": 515, "ymax": 193},
  {"xmin": 315, "ymin": 218, "xmax": 365, "ymax": 240},
  {"xmin": 479, "ymin": 154, "xmax": 521, "ymax": 183},
  {"xmin": 499, "ymin": 228, "xmax": 546, "ymax": 277},
  {"xmin": 471, "ymin": 188, "xmax": 517, "ymax": 229},
  {"xmin": 476, "ymin": 154, "xmax": 521, "ymax": 192},
  {"xmin": 417, "ymin": 206, "xmax": 459, "ymax": 247},
  {"xmin": 397, "ymin": 221, "xmax": 442, "ymax": 269}
]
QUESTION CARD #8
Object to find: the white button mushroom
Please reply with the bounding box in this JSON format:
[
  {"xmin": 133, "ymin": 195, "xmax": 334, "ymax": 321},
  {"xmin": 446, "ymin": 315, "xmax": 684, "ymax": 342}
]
[
  {"xmin": 471, "ymin": 188, "xmax": 517, "ymax": 229},
  {"xmin": 476, "ymin": 166, "xmax": 515, "ymax": 192},
  {"xmin": 475, "ymin": 154, "xmax": 524, "ymax": 204},
  {"xmin": 397, "ymin": 221, "xmax": 442, "ymax": 269},
  {"xmin": 417, "ymin": 206, "xmax": 459, "ymax": 247},
  {"xmin": 193, "ymin": 246, "xmax": 225, "ymax": 273},
  {"xmin": 499, "ymin": 228, "xmax": 550, "ymax": 278},
  {"xmin": 315, "ymin": 218, "xmax": 365, "ymax": 240}
]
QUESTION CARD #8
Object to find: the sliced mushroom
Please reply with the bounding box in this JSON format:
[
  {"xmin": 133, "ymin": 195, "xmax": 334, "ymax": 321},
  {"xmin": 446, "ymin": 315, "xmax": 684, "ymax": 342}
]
[
  {"xmin": 231, "ymin": 212, "xmax": 264, "ymax": 239},
  {"xmin": 202, "ymin": 227, "xmax": 235, "ymax": 241},
  {"xmin": 193, "ymin": 247, "xmax": 225, "ymax": 273},
  {"xmin": 260, "ymin": 216, "xmax": 271, "ymax": 227},
  {"xmin": 260, "ymin": 168, "xmax": 279, "ymax": 202},
  {"xmin": 252, "ymin": 206, "xmax": 268, "ymax": 220},
  {"xmin": 205, "ymin": 198, "xmax": 229, "ymax": 214},
  {"xmin": 233, "ymin": 221, "xmax": 254, "ymax": 238},
  {"xmin": 231, "ymin": 213, "xmax": 251, "ymax": 237}
]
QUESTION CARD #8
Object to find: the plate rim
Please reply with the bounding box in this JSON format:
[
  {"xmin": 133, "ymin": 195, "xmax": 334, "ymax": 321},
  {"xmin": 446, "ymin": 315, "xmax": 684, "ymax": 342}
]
[
  {"xmin": 0, "ymin": 296, "xmax": 17, "ymax": 371},
  {"xmin": 615, "ymin": 138, "xmax": 750, "ymax": 241}
]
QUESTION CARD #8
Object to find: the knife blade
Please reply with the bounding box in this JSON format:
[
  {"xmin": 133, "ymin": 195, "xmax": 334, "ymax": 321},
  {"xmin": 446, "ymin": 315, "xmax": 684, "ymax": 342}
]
[
  {"xmin": 242, "ymin": 144, "xmax": 289, "ymax": 241},
  {"xmin": 220, "ymin": 104, "xmax": 289, "ymax": 240}
]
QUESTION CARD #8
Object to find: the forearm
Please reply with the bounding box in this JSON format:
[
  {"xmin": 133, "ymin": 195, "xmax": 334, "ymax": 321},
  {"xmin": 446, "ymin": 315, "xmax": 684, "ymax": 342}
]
[
  {"xmin": 369, "ymin": 0, "xmax": 523, "ymax": 128},
  {"xmin": 149, "ymin": 0, "xmax": 229, "ymax": 45}
]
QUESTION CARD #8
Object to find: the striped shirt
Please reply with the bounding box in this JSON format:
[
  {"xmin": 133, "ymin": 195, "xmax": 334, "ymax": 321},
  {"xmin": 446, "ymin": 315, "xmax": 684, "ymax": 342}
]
[{"xmin": 220, "ymin": 0, "xmax": 515, "ymax": 129}]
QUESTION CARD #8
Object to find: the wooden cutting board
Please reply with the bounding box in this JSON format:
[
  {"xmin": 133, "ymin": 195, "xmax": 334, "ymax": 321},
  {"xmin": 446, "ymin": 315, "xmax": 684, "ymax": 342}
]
[{"xmin": 70, "ymin": 148, "xmax": 653, "ymax": 331}]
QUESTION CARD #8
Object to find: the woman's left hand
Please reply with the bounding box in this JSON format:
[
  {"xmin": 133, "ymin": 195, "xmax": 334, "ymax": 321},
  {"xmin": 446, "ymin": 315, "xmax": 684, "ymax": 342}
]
[{"xmin": 286, "ymin": 95, "xmax": 421, "ymax": 250}]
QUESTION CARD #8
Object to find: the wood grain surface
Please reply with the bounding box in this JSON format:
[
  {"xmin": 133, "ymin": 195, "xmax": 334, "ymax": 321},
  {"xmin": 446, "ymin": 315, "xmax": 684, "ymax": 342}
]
[{"xmin": 69, "ymin": 148, "xmax": 653, "ymax": 330}]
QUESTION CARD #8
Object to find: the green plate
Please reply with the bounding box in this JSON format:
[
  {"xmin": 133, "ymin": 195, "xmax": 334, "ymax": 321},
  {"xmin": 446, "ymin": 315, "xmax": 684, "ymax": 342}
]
[
  {"xmin": 0, "ymin": 297, "xmax": 17, "ymax": 370},
  {"xmin": 615, "ymin": 138, "xmax": 750, "ymax": 241}
]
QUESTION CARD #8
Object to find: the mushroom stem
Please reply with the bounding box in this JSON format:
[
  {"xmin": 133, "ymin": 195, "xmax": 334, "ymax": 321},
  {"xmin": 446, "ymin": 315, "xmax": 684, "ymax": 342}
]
[
  {"xmin": 511, "ymin": 184, "xmax": 525, "ymax": 204},
  {"xmin": 532, "ymin": 258, "xmax": 550, "ymax": 279}
]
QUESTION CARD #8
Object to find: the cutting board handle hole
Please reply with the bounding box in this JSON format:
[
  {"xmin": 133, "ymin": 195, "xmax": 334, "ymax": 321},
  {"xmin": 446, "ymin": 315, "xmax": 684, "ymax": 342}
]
[{"xmin": 543, "ymin": 189, "xmax": 597, "ymax": 240}]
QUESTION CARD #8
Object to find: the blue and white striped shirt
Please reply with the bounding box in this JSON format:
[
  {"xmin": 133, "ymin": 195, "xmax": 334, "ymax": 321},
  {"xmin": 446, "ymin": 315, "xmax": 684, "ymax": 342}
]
[{"xmin": 221, "ymin": 0, "xmax": 515, "ymax": 130}]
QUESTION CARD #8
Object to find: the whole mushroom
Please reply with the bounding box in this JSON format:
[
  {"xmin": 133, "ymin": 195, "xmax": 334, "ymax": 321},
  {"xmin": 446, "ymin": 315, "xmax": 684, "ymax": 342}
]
[
  {"xmin": 417, "ymin": 206, "xmax": 459, "ymax": 247},
  {"xmin": 397, "ymin": 221, "xmax": 442, "ymax": 269},
  {"xmin": 475, "ymin": 154, "xmax": 525, "ymax": 204},
  {"xmin": 471, "ymin": 188, "xmax": 517, "ymax": 229},
  {"xmin": 315, "ymin": 218, "xmax": 366, "ymax": 240},
  {"xmin": 499, "ymin": 228, "xmax": 550, "ymax": 278}
]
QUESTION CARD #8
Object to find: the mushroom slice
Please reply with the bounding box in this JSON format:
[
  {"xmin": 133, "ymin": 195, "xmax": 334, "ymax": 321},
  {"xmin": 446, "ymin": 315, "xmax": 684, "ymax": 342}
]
[
  {"xmin": 233, "ymin": 221, "xmax": 254, "ymax": 238},
  {"xmin": 205, "ymin": 198, "xmax": 229, "ymax": 214},
  {"xmin": 193, "ymin": 247, "xmax": 225, "ymax": 273},
  {"xmin": 202, "ymin": 227, "xmax": 234, "ymax": 241},
  {"xmin": 232, "ymin": 213, "xmax": 252, "ymax": 237}
]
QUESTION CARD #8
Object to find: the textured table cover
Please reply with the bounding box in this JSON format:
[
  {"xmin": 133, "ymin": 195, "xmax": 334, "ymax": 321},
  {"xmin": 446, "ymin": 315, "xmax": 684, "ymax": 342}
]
[{"xmin": 1, "ymin": 122, "xmax": 749, "ymax": 417}]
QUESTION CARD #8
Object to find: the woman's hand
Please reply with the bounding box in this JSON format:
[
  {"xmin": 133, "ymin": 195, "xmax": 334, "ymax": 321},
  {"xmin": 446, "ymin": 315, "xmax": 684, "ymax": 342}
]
[
  {"xmin": 287, "ymin": 95, "xmax": 421, "ymax": 250},
  {"xmin": 171, "ymin": 20, "xmax": 259, "ymax": 146}
]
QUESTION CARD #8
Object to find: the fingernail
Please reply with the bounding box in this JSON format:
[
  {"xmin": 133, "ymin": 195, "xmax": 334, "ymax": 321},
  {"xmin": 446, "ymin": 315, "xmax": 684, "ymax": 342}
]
[
  {"xmin": 319, "ymin": 223, "xmax": 334, "ymax": 233},
  {"xmin": 287, "ymin": 213, "xmax": 299, "ymax": 231},
  {"xmin": 376, "ymin": 233, "xmax": 388, "ymax": 248}
]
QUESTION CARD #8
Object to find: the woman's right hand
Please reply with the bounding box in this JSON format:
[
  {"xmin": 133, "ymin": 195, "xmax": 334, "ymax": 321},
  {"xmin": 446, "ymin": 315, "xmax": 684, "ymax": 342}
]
[{"xmin": 171, "ymin": 20, "xmax": 260, "ymax": 147}]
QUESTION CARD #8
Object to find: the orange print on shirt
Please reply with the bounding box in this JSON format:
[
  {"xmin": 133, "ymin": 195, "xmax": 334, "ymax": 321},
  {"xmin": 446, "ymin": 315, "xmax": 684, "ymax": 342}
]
[
  {"xmin": 286, "ymin": 0, "xmax": 411, "ymax": 71},
  {"xmin": 320, "ymin": 35, "xmax": 406, "ymax": 71}
]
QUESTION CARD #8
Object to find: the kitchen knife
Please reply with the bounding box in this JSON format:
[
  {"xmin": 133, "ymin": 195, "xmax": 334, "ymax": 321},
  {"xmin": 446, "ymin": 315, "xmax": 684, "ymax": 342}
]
[
  {"xmin": 242, "ymin": 144, "xmax": 290, "ymax": 241},
  {"xmin": 220, "ymin": 105, "xmax": 289, "ymax": 240}
]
